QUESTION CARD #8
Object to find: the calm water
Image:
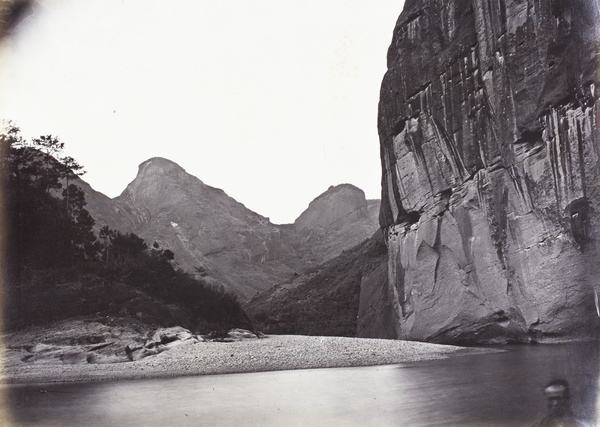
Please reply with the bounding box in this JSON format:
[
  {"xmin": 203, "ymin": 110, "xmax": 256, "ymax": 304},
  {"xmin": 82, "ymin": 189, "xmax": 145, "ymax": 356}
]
[{"xmin": 3, "ymin": 342, "xmax": 599, "ymax": 426}]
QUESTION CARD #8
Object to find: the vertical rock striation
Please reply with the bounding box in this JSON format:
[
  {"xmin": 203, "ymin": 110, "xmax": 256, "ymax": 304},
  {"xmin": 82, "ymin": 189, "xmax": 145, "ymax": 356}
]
[{"xmin": 377, "ymin": 0, "xmax": 600, "ymax": 343}]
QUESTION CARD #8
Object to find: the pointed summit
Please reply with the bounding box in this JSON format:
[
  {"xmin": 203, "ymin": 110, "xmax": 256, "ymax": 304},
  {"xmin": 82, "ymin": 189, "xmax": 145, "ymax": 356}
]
[
  {"xmin": 107, "ymin": 157, "xmax": 299, "ymax": 301},
  {"xmin": 118, "ymin": 157, "xmax": 208, "ymax": 210}
]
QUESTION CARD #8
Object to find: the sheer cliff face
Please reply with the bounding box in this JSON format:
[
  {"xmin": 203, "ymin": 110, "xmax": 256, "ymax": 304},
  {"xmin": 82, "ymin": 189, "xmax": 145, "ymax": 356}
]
[{"xmin": 377, "ymin": 0, "xmax": 600, "ymax": 343}]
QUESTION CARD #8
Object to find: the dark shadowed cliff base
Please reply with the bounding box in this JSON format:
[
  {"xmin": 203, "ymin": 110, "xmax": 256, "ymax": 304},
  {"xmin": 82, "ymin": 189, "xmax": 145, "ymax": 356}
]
[
  {"xmin": 246, "ymin": 230, "xmax": 388, "ymax": 337},
  {"xmin": 372, "ymin": 0, "xmax": 600, "ymax": 344}
]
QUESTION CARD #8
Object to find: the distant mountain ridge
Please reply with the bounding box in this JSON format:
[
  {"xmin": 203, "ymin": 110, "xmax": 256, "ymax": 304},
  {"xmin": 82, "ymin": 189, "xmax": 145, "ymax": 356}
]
[{"xmin": 81, "ymin": 157, "xmax": 380, "ymax": 302}]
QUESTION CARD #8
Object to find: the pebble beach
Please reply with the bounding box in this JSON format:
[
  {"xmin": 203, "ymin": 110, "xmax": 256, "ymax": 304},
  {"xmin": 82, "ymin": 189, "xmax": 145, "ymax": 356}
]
[{"xmin": 1, "ymin": 332, "xmax": 496, "ymax": 384}]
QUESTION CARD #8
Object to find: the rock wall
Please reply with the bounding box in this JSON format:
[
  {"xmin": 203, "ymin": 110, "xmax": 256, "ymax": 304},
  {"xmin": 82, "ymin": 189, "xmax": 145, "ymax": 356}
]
[{"xmin": 377, "ymin": 0, "xmax": 600, "ymax": 343}]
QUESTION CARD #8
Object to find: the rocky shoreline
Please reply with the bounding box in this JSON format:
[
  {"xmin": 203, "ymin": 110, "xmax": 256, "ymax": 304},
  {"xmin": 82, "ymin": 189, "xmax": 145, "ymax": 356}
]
[{"xmin": 0, "ymin": 319, "xmax": 498, "ymax": 384}]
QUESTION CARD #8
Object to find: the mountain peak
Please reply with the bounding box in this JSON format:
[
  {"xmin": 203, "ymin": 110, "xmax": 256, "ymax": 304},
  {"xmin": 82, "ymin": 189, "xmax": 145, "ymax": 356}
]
[
  {"xmin": 136, "ymin": 157, "xmax": 191, "ymax": 179},
  {"xmin": 117, "ymin": 157, "xmax": 206, "ymax": 206},
  {"xmin": 318, "ymin": 183, "xmax": 364, "ymax": 202},
  {"xmin": 294, "ymin": 184, "xmax": 368, "ymax": 231}
]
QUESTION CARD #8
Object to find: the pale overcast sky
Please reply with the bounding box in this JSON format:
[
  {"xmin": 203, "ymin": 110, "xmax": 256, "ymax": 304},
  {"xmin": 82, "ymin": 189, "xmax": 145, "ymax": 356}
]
[{"xmin": 0, "ymin": 0, "xmax": 405, "ymax": 224}]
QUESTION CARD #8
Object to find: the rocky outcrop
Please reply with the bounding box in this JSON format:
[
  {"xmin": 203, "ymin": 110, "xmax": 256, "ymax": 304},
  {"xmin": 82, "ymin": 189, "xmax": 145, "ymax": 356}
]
[
  {"xmin": 6, "ymin": 318, "xmax": 163, "ymax": 365},
  {"xmin": 376, "ymin": 0, "xmax": 600, "ymax": 343},
  {"xmin": 202, "ymin": 328, "xmax": 264, "ymax": 342},
  {"xmin": 4, "ymin": 320, "xmax": 263, "ymax": 366},
  {"xmin": 126, "ymin": 326, "xmax": 198, "ymax": 361}
]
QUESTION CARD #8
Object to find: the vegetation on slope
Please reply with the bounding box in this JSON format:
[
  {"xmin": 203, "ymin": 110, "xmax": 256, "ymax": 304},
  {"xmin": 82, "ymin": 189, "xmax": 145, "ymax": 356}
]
[{"xmin": 1, "ymin": 124, "xmax": 250, "ymax": 333}]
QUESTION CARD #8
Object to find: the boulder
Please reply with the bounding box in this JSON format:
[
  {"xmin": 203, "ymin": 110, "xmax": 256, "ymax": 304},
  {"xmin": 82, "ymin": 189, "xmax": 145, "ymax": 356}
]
[{"xmin": 203, "ymin": 328, "xmax": 263, "ymax": 342}]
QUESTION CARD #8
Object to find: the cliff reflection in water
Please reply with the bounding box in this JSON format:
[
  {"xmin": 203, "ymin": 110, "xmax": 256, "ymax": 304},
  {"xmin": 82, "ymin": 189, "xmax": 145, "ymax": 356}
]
[{"xmin": 6, "ymin": 342, "xmax": 599, "ymax": 426}]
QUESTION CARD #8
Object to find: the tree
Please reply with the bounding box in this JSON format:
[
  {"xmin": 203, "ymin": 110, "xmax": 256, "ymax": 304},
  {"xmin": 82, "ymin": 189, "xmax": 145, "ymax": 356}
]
[
  {"xmin": 99, "ymin": 225, "xmax": 115, "ymax": 264},
  {"xmin": 110, "ymin": 231, "xmax": 148, "ymax": 263},
  {"xmin": 62, "ymin": 184, "xmax": 87, "ymax": 218},
  {"xmin": 1, "ymin": 125, "xmax": 100, "ymax": 268},
  {"xmin": 0, "ymin": 121, "xmax": 23, "ymax": 177},
  {"xmin": 31, "ymin": 135, "xmax": 64, "ymax": 194},
  {"xmin": 59, "ymin": 156, "xmax": 85, "ymax": 210}
]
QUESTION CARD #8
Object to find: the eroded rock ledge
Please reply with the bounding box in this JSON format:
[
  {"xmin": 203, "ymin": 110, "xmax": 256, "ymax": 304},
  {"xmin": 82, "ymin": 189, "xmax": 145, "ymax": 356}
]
[
  {"xmin": 4, "ymin": 319, "xmax": 264, "ymax": 367},
  {"xmin": 374, "ymin": 0, "xmax": 600, "ymax": 344}
]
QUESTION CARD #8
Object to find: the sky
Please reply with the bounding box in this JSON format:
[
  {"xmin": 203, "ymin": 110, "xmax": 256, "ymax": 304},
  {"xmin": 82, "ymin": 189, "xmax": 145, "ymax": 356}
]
[{"xmin": 0, "ymin": 0, "xmax": 405, "ymax": 224}]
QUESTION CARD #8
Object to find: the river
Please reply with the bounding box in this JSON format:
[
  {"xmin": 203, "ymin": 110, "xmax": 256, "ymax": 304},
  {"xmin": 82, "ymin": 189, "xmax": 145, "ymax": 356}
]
[{"xmin": 3, "ymin": 342, "xmax": 599, "ymax": 426}]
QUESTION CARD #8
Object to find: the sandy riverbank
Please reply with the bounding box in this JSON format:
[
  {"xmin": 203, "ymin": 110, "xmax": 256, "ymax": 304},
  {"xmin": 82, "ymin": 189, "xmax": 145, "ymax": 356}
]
[{"xmin": 1, "ymin": 331, "xmax": 498, "ymax": 384}]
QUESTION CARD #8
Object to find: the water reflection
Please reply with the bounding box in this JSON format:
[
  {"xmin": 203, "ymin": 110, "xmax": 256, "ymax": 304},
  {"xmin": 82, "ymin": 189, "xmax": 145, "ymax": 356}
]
[{"xmin": 3, "ymin": 342, "xmax": 599, "ymax": 426}]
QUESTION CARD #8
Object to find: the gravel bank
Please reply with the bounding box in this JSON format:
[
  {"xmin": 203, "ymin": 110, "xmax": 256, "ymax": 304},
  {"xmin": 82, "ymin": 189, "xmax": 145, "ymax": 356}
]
[{"xmin": 1, "ymin": 334, "xmax": 497, "ymax": 384}]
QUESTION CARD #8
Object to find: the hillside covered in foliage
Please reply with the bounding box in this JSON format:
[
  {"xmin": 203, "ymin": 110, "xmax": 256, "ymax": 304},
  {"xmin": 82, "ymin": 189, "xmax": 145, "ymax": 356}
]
[{"xmin": 1, "ymin": 124, "xmax": 250, "ymax": 333}]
